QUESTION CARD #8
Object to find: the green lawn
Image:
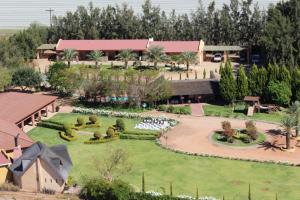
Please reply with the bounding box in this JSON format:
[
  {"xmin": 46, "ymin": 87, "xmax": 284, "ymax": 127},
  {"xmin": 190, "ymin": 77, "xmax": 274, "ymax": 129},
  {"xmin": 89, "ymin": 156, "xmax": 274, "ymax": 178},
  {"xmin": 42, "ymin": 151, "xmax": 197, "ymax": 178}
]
[
  {"xmin": 203, "ymin": 104, "xmax": 287, "ymax": 123},
  {"xmin": 28, "ymin": 113, "xmax": 300, "ymax": 200}
]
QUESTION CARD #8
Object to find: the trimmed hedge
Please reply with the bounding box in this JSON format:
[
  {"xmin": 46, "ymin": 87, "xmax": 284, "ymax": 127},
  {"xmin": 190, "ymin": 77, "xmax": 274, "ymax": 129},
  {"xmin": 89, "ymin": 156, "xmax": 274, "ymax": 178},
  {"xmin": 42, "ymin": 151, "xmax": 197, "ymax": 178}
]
[
  {"xmin": 37, "ymin": 121, "xmax": 64, "ymax": 131},
  {"xmin": 84, "ymin": 136, "xmax": 119, "ymax": 144},
  {"xmin": 120, "ymin": 134, "xmax": 157, "ymax": 140},
  {"xmin": 59, "ymin": 131, "xmax": 78, "ymax": 141},
  {"xmin": 123, "ymin": 130, "xmax": 159, "ymax": 136},
  {"xmin": 158, "ymin": 105, "xmax": 191, "ymax": 115},
  {"xmin": 74, "ymin": 123, "xmax": 100, "ymax": 130}
]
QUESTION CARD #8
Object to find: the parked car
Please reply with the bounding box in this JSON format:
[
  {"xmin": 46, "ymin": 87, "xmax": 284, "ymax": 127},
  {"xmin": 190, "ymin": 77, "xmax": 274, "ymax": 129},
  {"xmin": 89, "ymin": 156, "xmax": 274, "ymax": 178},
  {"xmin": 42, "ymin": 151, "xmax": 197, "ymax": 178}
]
[
  {"xmin": 251, "ymin": 54, "xmax": 261, "ymax": 65},
  {"xmin": 213, "ymin": 53, "xmax": 222, "ymax": 62}
]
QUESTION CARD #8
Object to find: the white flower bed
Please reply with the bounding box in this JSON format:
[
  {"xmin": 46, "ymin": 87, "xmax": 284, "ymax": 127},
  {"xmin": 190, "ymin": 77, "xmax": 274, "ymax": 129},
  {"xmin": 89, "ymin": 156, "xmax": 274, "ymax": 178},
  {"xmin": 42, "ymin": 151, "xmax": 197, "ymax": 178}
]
[
  {"xmin": 73, "ymin": 107, "xmax": 178, "ymax": 127},
  {"xmin": 145, "ymin": 191, "xmax": 217, "ymax": 200}
]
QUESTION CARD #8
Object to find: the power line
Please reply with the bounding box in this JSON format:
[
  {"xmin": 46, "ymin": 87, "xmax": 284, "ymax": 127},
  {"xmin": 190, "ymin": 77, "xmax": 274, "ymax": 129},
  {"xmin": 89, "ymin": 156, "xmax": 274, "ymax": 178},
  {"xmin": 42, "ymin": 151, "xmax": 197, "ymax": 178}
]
[{"xmin": 45, "ymin": 8, "xmax": 54, "ymax": 27}]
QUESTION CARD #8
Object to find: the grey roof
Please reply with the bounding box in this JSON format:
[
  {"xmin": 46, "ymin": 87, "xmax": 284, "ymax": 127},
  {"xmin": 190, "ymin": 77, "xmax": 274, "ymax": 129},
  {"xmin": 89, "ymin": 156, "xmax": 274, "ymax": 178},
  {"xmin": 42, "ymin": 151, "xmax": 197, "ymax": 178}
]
[
  {"xmin": 170, "ymin": 79, "xmax": 219, "ymax": 96},
  {"xmin": 37, "ymin": 44, "xmax": 56, "ymax": 50},
  {"xmin": 204, "ymin": 45, "xmax": 245, "ymax": 52},
  {"xmin": 9, "ymin": 142, "xmax": 72, "ymax": 181}
]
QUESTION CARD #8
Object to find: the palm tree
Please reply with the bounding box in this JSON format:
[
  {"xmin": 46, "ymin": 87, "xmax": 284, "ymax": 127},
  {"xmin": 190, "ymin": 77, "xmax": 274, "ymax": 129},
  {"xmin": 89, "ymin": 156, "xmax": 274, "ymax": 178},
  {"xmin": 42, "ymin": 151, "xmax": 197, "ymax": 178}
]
[
  {"xmin": 180, "ymin": 51, "xmax": 197, "ymax": 71},
  {"xmin": 289, "ymin": 101, "xmax": 300, "ymax": 137},
  {"xmin": 146, "ymin": 46, "xmax": 166, "ymax": 69},
  {"xmin": 61, "ymin": 49, "xmax": 78, "ymax": 67},
  {"xmin": 116, "ymin": 49, "xmax": 136, "ymax": 69},
  {"xmin": 88, "ymin": 50, "xmax": 104, "ymax": 68},
  {"xmin": 280, "ymin": 115, "xmax": 297, "ymax": 149}
]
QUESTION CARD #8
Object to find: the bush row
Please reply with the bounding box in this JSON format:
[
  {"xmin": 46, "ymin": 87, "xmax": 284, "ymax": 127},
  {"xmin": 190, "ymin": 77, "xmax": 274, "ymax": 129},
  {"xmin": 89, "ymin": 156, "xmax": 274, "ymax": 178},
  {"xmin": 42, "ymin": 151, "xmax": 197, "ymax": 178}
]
[
  {"xmin": 158, "ymin": 105, "xmax": 191, "ymax": 115},
  {"xmin": 37, "ymin": 121, "xmax": 64, "ymax": 131},
  {"xmin": 120, "ymin": 134, "xmax": 157, "ymax": 140},
  {"xmin": 84, "ymin": 136, "xmax": 119, "ymax": 144},
  {"xmin": 123, "ymin": 130, "xmax": 159, "ymax": 136}
]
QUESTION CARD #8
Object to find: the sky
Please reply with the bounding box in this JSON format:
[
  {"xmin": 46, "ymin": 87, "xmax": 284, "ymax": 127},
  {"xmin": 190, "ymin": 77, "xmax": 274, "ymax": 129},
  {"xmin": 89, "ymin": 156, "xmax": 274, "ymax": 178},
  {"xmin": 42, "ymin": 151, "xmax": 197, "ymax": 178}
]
[{"xmin": 0, "ymin": 0, "xmax": 280, "ymax": 28}]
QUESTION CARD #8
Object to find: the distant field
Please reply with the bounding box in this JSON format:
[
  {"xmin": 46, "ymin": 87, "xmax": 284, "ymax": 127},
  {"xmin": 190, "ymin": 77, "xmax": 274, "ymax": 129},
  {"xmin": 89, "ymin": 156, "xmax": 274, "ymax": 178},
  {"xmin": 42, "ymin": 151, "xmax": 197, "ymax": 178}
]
[{"xmin": 0, "ymin": 29, "xmax": 20, "ymax": 37}]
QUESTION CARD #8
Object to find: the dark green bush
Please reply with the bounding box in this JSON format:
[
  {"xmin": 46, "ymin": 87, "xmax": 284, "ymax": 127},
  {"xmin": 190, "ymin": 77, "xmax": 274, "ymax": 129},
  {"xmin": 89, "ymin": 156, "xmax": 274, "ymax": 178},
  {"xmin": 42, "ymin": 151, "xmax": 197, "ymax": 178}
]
[
  {"xmin": 116, "ymin": 119, "xmax": 126, "ymax": 132},
  {"xmin": 227, "ymin": 137, "xmax": 234, "ymax": 143},
  {"xmin": 89, "ymin": 115, "xmax": 99, "ymax": 124},
  {"xmin": 84, "ymin": 136, "xmax": 119, "ymax": 144},
  {"xmin": 59, "ymin": 131, "xmax": 78, "ymax": 141},
  {"xmin": 63, "ymin": 123, "xmax": 73, "ymax": 131},
  {"xmin": 158, "ymin": 105, "xmax": 167, "ymax": 111},
  {"xmin": 123, "ymin": 130, "xmax": 159, "ymax": 136},
  {"xmin": 94, "ymin": 131, "xmax": 102, "ymax": 139},
  {"xmin": 37, "ymin": 121, "xmax": 64, "ymax": 131},
  {"xmin": 106, "ymin": 127, "xmax": 115, "ymax": 138},
  {"xmin": 77, "ymin": 116, "xmax": 86, "ymax": 126},
  {"xmin": 167, "ymin": 105, "xmax": 175, "ymax": 113},
  {"xmin": 120, "ymin": 134, "xmax": 156, "ymax": 140}
]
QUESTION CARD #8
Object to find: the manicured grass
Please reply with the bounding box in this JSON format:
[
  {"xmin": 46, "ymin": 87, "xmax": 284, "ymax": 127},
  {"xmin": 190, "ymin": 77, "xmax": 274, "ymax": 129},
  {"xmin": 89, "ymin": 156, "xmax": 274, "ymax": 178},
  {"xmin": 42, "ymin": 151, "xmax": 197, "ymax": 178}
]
[
  {"xmin": 28, "ymin": 114, "xmax": 300, "ymax": 199},
  {"xmin": 212, "ymin": 131, "xmax": 266, "ymax": 147},
  {"xmin": 203, "ymin": 104, "xmax": 287, "ymax": 123}
]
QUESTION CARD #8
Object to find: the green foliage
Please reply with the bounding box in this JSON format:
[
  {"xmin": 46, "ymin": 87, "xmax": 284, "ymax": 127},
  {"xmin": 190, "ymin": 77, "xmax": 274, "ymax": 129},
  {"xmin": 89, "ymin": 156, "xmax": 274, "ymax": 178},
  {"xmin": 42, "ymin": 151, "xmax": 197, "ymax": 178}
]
[
  {"xmin": 37, "ymin": 121, "xmax": 64, "ymax": 131},
  {"xmin": 219, "ymin": 62, "xmax": 236, "ymax": 103},
  {"xmin": 146, "ymin": 46, "xmax": 167, "ymax": 69},
  {"xmin": 77, "ymin": 116, "xmax": 86, "ymax": 126},
  {"xmin": 116, "ymin": 49, "xmax": 136, "ymax": 69},
  {"xmin": 236, "ymin": 65, "xmax": 248, "ymax": 100},
  {"xmin": 59, "ymin": 131, "xmax": 78, "ymax": 141},
  {"xmin": 116, "ymin": 119, "xmax": 126, "ymax": 132},
  {"xmin": 12, "ymin": 67, "xmax": 42, "ymax": 91},
  {"xmin": 245, "ymin": 121, "xmax": 258, "ymax": 140},
  {"xmin": 167, "ymin": 105, "xmax": 175, "ymax": 113},
  {"xmin": 63, "ymin": 123, "xmax": 73, "ymax": 131},
  {"xmin": 84, "ymin": 136, "xmax": 119, "ymax": 144},
  {"xmin": 61, "ymin": 49, "xmax": 78, "ymax": 67},
  {"xmin": 291, "ymin": 68, "xmax": 300, "ymax": 101},
  {"xmin": 248, "ymin": 65, "xmax": 267, "ymax": 97},
  {"xmin": 94, "ymin": 131, "xmax": 102, "ymax": 139},
  {"xmin": 88, "ymin": 50, "xmax": 104, "ymax": 67},
  {"xmin": 120, "ymin": 134, "xmax": 157, "ymax": 140},
  {"xmin": 267, "ymin": 81, "xmax": 292, "ymax": 106},
  {"xmin": 180, "ymin": 52, "xmax": 197, "ymax": 71},
  {"xmin": 0, "ymin": 67, "xmax": 11, "ymax": 91},
  {"xmin": 106, "ymin": 127, "xmax": 115, "ymax": 138},
  {"xmin": 89, "ymin": 115, "xmax": 99, "ymax": 124},
  {"xmin": 158, "ymin": 105, "xmax": 167, "ymax": 112}
]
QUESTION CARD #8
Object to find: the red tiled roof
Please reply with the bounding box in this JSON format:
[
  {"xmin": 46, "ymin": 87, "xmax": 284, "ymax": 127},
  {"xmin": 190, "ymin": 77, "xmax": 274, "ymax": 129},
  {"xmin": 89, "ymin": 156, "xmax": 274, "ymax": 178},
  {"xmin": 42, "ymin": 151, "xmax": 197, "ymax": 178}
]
[
  {"xmin": 0, "ymin": 151, "xmax": 11, "ymax": 166},
  {"xmin": 149, "ymin": 41, "xmax": 200, "ymax": 53},
  {"xmin": 0, "ymin": 92, "xmax": 57, "ymax": 124},
  {"xmin": 0, "ymin": 119, "xmax": 33, "ymax": 151},
  {"xmin": 56, "ymin": 39, "xmax": 149, "ymax": 51}
]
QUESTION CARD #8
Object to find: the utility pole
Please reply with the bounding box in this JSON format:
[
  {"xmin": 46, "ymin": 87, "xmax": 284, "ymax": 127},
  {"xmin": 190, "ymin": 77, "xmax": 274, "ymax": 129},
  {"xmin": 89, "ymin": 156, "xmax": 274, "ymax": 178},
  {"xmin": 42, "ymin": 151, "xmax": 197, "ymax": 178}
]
[{"xmin": 45, "ymin": 8, "xmax": 54, "ymax": 27}]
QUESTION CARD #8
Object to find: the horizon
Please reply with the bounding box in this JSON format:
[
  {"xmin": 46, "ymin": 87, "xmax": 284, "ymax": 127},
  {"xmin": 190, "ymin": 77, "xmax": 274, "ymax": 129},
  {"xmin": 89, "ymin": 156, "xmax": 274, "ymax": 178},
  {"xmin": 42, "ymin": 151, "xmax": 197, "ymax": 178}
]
[{"xmin": 0, "ymin": 0, "xmax": 279, "ymax": 29}]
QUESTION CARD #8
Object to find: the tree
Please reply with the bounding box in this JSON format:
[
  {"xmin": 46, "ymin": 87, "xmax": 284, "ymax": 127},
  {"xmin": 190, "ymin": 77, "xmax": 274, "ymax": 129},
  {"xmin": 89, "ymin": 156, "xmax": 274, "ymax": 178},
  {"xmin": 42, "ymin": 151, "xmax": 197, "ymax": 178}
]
[
  {"xmin": 0, "ymin": 67, "xmax": 12, "ymax": 91},
  {"xmin": 61, "ymin": 49, "xmax": 78, "ymax": 67},
  {"xmin": 219, "ymin": 62, "xmax": 236, "ymax": 104},
  {"xmin": 236, "ymin": 65, "xmax": 248, "ymax": 100},
  {"xmin": 88, "ymin": 50, "xmax": 104, "ymax": 68},
  {"xmin": 267, "ymin": 81, "xmax": 292, "ymax": 106},
  {"xmin": 146, "ymin": 45, "xmax": 166, "ymax": 69},
  {"xmin": 280, "ymin": 115, "xmax": 296, "ymax": 150},
  {"xmin": 180, "ymin": 52, "xmax": 197, "ymax": 71},
  {"xmin": 248, "ymin": 65, "xmax": 267, "ymax": 97},
  {"xmin": 116, "ymin": 49, "xmax": 136, "ymax": 69},
  {"xmin": 291, "ymin": 68, "xmax": 300, "ymax": 101},
  {"xmin": 12, "ymin": 67, "xmax": 41, "ymax": 91},
  {"xmin": 289, "ymin": 101, "xmax": 300, "ymax": 137}
]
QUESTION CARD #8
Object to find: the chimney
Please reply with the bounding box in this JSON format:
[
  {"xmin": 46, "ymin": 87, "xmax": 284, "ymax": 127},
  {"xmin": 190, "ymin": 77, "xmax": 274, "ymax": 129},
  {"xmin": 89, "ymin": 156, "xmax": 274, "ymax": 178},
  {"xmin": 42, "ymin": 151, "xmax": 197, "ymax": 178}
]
[{"xmin": 14, "ymin": 133, "xmax": 20, "ymax": 147}]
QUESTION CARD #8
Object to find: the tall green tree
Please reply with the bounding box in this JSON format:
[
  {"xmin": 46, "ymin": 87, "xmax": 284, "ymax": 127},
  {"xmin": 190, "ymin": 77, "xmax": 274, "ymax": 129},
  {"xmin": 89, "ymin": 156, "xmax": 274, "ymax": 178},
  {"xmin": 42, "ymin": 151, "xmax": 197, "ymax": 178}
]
[
  {"xmin": 289, "ymin": 101, "xmax": 300, "ymax": 137},
  {"xmin": 280, "ymin": 115, "xmax": 296, "ymax": 150},
  {"xmin": 88, "ymin": 50, "xmax": 104, "ymax": 68},
  {"xmin": 219, "ymin": 62, "xmax": 236, "ymax": 104},
  {"xmin": 291, "ymin": 68, "xmax": 300, "ymax": 101},
  {"xmin": 116, "ymin": 49, "xmax": 136, "ymax": 69},
  {"xmin": 236, "ymin": 65, "xmax": 248, "ymax": 100},
  {"xmin": 146, "ymin": 46, "xmax": 166, "ymax": 69},
  {"xmin": 248, "ymin": 65, "xmax": 267, "ymax": 97},
  {"xmin": 180, "ymin": 52, "xmax": 197, "ymax": 71},
  {"xmin": 61, "ymin": 49, "xmax": 78, "ymax": 67},
  {"xmin": 0, "ymin": 67, "xmax": 12, "ymax": 91},
  {"xmin": 267, "ymin": 81, "xmax": 292, "ymax": 106},
  {"xmin": 12, "ymin": 67, "xmax": 42, "ymax": 91}
]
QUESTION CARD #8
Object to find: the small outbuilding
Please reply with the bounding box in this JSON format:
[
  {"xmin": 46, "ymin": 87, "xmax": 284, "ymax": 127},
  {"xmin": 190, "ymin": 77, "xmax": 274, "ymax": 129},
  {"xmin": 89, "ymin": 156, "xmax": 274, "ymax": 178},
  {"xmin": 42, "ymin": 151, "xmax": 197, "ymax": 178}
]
[{"xmin": 9, "ymin": 142, "xmax": 72, "ymax": 193}]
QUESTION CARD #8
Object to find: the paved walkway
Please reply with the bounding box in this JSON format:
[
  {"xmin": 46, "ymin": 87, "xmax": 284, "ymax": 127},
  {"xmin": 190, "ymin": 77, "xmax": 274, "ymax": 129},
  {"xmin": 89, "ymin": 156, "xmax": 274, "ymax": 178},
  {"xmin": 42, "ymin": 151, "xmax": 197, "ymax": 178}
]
[
  {"xmin": 158, "ymin": 114, "xmax": 300, "ymax": 165},
  {"xmin": 190, "ymin": 103, "xmax": 204, "ymax": 117}
]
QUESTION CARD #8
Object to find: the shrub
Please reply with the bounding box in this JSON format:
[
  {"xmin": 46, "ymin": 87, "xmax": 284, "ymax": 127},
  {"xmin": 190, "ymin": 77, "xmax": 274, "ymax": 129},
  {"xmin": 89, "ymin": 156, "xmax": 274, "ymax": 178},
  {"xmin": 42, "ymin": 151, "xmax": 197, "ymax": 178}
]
[
  {"xmin": 59, "ymin": 131, "xmax": 78, "ymax": 141},
  {"xmin": 63, "ymin": 123, "xmax": 73, "ymax": 131},
  {"xmin": 245, "ymin": 121, "xmax": 258, "ymax": 140},
  {"xmin": 77, "ymin": 116, "xmax": 86, "ymax": 126},
  {"xmin": 106, "ymin": 127, "xmax": 115, "ymax": 138},
  {"xmin": 94, "ymin": 131, "xmax": 102, "ymax": 139},
  {"xmin": 116, "ymin": 119, "xmax": 126, "ymax": 132},
  {"xmin": 227, "ymin": 136, "xmax": 234, "ymax": 143},
  {"xmin": 158, "ymin": 105, "xmax": 167, "ymax": 111},
  {"xmin": 242, "ymin": 135, "xmax": 251, "ymax": 143},
  {"xmin": 221, "ymin": 121, "xmax": 235, "ymax": 137},
  {"xmin": 0, "ymin": 182, "xmax": 20, "ymax": 192},
  {"xmin": 120, "ymin": 134, "xmax": 157, "ymax": 140},
  {"xmin": 267, "ymin": 81, "xmax": 292, "ymax": 106},
  {"xmin": 37, "ymin": 121, "xmax": 64, "ymax": 131},
  {"xmin": 123, "ymin": 130, "xmax": 159, "ymax": 136},
  {"xmin": 89, "ymin": 115, "xmax": 99, "ymax": 124},
  {"xmin": 167, "ymin": 105, "xmax": 175, "ymax": 113},
  {"xmin": 84, "ymin": 136, "xmax": 119, "ymax": 144}
]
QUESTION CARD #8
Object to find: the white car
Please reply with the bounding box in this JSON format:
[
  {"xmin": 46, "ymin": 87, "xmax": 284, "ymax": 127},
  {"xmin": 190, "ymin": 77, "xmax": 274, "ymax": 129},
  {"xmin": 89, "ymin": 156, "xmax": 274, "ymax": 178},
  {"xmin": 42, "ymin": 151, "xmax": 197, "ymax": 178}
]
[{"xmin": 213, "ymin": 53, "xmax": 222, "ymax": 62}]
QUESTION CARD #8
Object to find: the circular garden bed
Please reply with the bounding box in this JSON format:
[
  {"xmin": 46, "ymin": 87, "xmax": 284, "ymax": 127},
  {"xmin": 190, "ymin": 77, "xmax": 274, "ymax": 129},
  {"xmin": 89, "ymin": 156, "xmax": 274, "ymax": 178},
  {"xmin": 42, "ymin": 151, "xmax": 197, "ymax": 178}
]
[{"xmin": 212, "ymin": 129, "xmax": 266, "ymax": 147}]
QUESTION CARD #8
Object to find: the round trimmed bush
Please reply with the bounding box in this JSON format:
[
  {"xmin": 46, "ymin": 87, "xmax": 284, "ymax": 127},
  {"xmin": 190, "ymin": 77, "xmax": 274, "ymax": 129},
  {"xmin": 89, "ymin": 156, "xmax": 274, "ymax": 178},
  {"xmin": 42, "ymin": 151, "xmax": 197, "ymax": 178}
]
[
  {"xmin": 77, "ymin": 117, "xmax": 86, "ymax": 126},
  {"xmin": 89, "ymin": 115, "xmax": 98, "ymax": 124},
  {"xmin": 158, "ymin": 105, "xmax": 167, "ymax": 111},
  {"xmin": 106, "ymin": 127, "xmax": 115, "ymax": 138},
  {"xmin": 116, "ymin": 119, "xmax": 125, "ymax": 132},
  {"xmin": 63, "ymin": 123, "xmax": 73, "ymax": 131},
  {"xmin": 94, "ymin": 131, "xmax": 102, "ymax": 139},
  {"xmin": 167, "ymin": 105, "xmax": 175, "ymax": 113}
]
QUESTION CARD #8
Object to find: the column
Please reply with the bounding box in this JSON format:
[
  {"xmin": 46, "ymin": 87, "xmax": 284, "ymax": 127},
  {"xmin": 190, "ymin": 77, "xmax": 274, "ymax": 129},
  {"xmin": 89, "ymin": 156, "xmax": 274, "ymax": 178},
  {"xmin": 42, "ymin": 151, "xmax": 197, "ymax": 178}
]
[
  {"xmin": 31, "ymin": 115, "xmax": 35, "ymax": 126},
  {"xmin": 38, "ymin": 110, "xmax": 42, "ymax": 121},
  {"xmin": 45, "ymin": 107, "xmax": 48, "ymax": 117},
  {"xmin": 51, "ymin": 102, "xmax": 55, "ymax": 113}
]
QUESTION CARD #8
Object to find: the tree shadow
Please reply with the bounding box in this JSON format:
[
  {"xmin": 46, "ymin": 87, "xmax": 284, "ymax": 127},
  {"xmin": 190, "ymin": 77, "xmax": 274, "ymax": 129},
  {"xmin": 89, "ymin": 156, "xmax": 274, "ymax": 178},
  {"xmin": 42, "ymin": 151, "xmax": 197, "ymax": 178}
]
[
  {"xmin": 266, "ymin": 129, "xmax": 283, "ymax": 136},
  {"xmin": 257, "ymin": 141, "xmax": 283, "ymax": 152}
]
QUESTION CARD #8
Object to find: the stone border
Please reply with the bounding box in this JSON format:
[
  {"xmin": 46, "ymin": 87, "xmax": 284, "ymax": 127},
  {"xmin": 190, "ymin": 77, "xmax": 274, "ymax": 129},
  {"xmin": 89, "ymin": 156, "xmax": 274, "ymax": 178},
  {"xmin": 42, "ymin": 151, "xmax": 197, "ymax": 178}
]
[{"xmin": 155, "ymin": 140, "xmax": 300, "ymax": 167}]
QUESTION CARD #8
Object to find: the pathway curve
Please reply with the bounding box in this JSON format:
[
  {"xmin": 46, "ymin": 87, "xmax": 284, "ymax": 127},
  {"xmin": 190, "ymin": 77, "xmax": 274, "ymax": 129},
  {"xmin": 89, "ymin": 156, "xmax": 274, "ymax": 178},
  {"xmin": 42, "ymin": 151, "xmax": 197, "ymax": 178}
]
[
  {"xmin": 156, "ymin": 114, "xmax": 300, "ymax": 165},
  {"xmin": 190, "ymin": 103, "xmax": 204, "ymax": 117}
]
